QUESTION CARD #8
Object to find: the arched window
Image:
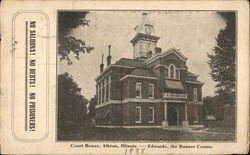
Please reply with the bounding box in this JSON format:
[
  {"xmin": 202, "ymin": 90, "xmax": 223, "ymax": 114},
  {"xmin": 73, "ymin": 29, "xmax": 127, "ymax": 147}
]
[{"xmin": 169, "ymin": 64, "xmax": 175, "ymax": 79}]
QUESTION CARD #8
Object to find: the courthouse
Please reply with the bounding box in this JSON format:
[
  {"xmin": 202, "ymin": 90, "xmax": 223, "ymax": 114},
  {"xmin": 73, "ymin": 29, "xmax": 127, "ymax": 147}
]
[{"xmin": 94, "ymin": 13, "xmax": 204, "ymax": 128}]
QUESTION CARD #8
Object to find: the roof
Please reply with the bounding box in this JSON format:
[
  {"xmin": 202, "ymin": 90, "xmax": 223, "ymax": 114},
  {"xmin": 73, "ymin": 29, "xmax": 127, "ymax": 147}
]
[
  {"xmin": 186, "ymin": 77, "xmax": 203, "ymax": 84},
  {"xmin": 186, "ymin": 71, "xmax": 203, "ymax": 84},
  {"xmin": 95, "ymin": 58, "xmax": 146, "ymax": 81},
  {"xmin": 165, "ymin": 80, "xmax": 184, "ymax": 90},
  {"xmin": 130, "ymin": 68, "xmax": 157, "ymax": 78},
  {"xmin": 187, "ymin": 71, "xmax": 199, "ymax": 77},
  {"xmin": 120, "ymin": 68, "xmax": 158, "ymax": 81},
  {"xmin": 114, "ymin": 58, "xmax": 145, "ymax": 68},
  {"xmin": 185, "ymin": 71, "xmax": 204, "ymax": 84}
]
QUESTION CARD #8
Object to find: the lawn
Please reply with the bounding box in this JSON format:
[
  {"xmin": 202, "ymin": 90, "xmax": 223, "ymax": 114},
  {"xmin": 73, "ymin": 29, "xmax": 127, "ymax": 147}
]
[{"xmin": 58, "ymin": 127, "xmax": 235, "ymax": 141}]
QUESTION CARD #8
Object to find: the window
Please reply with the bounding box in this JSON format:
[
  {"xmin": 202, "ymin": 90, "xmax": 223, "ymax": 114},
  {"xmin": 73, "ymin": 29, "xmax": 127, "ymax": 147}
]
[
  {"xmin": 135, "ymin": 106, "xmax": 141, "ymax": 123},
  {"xmin": 168, "ymin": 64, "xmax": 181, "ymax": 79},
  {"xmin": 106, "ymin": 78, "xmax": 109, "ymax": 102},
  {"xmin": 102, "ymin": 80, "xmax": 104, "ymax": 103},
  {"xmin": 193, "ymin": 88, "xmax": 198, "ymax": 101},
  {"xmin": 98, "ymin": 84, "xmax": 101, "ymax": 104},
  {"xmin": 97, "ymin": 84, "xmax": 99, "ymax": 104},
  {"xmin": 108, "ymin": 75, "xmax": 111, "ymax": 100},
  {"xmin": 169, "ymin": 64, "xmax": 175, "ymax": 79},
  {"xmin": 135, "ymin": 82, "xmax": 142, "ymax": 98},
  {"xmin": 100, "ymin": 82, "xmax": 102, "ymax": 104},
  {"xmin": 148, "ymin": 83, "xmax": 154, "ymax": 98},
  {"xmin": 148, "ymin": 107, "xmax": 154, "ymax": 123},
  {"xmin": 103, "ymin": 79, "xmax": 106, "ymax": 102}
]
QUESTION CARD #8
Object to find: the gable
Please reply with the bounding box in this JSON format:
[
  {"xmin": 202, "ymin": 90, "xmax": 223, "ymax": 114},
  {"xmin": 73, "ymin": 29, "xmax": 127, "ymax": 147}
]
[
  {"xmin": 161, "ymin": 48, "xmax": 188, "ymax": 62},
  {"xmin": 161, "ymin": 53, "xmax": 183, "ymax": 68},
  {"xmin": 145, "ymin": 48, "xmax": 188, "ymax": 66},
  {"xmin": 145, "ymin": 48, "xmax": 188, "ymax": 69}
]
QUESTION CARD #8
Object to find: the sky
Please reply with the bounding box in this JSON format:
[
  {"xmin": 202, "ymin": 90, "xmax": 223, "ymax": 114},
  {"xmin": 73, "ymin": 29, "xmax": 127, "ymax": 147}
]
[{"xmin": 58, "ymin": 11, "xmax": 227, "ymax": 100}]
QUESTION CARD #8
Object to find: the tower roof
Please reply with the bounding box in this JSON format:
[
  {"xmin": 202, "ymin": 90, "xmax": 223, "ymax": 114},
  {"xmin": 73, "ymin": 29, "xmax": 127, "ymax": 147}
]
[
  {"xmin": 131, "ymin": 12, "xmax": 160, "ymax": 60},
  {"xmin": 141, "ymin": 12, "xmax": 150, "ymax": 26},
  {"xmin": 134, "ymin": 12, "xmax": 156, "ymax": 35}
]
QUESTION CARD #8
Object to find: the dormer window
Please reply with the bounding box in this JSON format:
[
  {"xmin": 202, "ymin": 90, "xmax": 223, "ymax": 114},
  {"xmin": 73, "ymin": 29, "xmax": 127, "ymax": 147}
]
[{"xmin": 166, "ymin": 64, "xmax": 180, "ymax": 80}]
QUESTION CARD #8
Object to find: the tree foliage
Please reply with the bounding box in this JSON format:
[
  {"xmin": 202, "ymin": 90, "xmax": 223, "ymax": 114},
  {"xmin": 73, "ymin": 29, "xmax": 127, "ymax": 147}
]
[
  {"xmin": 203, "ymin": 96, "xmax": 224, "ymax": 120},
  {"xmin": 203, "ymin": 95, "xmax": 235, "ymax": 123},
  {"xmin": 58, "ymin": 73, "xmax": 89, "ymax": 133},
  {"xmin": 207, "ymin": 12, "xmax": 235, "ymax": 100},
  {"xmin": 58, "ymin": 12, "xmax": 94, "ymax": 65},
  {"xmin": 88, "ymin": 95, "xmax": 97, "ymax": 119}
]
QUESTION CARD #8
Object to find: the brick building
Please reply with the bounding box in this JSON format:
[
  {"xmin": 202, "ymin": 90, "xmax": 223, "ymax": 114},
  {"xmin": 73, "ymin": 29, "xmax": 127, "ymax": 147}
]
[{"xmin": 94, "ymin": 13, "xmax": 204, "ymax": 128}]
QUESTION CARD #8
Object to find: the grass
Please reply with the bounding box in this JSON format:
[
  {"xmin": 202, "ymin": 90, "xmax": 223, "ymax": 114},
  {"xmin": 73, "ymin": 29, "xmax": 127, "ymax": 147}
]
[
  {"xmin": 205, "ymin": 127, "xmax": 235, "ymax": 133},
  {"xmin": 58, "ymin": 127, "xmax": 235, "ymax": 141}
]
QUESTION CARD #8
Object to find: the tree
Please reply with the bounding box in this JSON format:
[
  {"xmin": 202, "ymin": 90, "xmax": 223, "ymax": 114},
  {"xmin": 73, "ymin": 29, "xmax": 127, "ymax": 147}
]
[
  {"xmin": 203, "ymin": 96, "xmax": 224, "ymax": 120},
  {"xmin": 58, "ymin": 12, "xmax": 94, "ymax": 65},
  {"xmin": 207, "ymin": 12, "xmax": 235, "ymax": 103},
  {"xmin": 58, "ymin": 72, "xmax": 89, "ymax": 135},
  {"xmin": 203, "ymin": 96, "xmax": 215, "ymax": 116},
  {"xmin": 88, "ymin": 95, "xmax": 97, "ymax": 119}
]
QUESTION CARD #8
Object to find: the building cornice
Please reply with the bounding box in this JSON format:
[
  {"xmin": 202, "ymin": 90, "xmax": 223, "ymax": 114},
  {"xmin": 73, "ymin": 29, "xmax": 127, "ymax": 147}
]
[
  {"xmin": 162, "ymin": 100, "xmax": 186, "ymax": 103},
  {"xmin": 96, "ymin": 98, "xmax": 162, "ymax": 108},
  {"xmin": 130, "ymin": 33, "xmax": 160, "ymax": 45},
  {"xmin": 96, "ymin": 125, "xmax": 162, "ymax": 128},
  {"xmin": 122, "ymin": 98, "xmax": 162, "ymax": 103},
  {"xmin": 187, "ymin": 101, "xmax": 203, "ymax": 105},
  {"xmin": 95, "ymin": 100, "xmax": 121, "ymax": 108},
  {"xmin": 154, "ymin": 64, "xmax": 188, "ymax": 70},
  {"xmin": 186, "ymin": 81, "xmax": 205, "ymax": 85},
  {"xmin": 120, "ymin": 75, "xmax": 158, "ymax": 81},
  {"xmin": 95, "ymin": 98, "xmax": 204, "ymax": 108}
]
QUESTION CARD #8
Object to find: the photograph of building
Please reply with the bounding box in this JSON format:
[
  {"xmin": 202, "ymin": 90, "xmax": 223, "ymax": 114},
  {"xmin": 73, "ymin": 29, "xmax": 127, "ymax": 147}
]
[
  {"xmin": 94, "ymin": 13, "xmax": 204, "ymax": 128},
  {"xmin": 57, "ymin": 10, "xmax": 235, "ymax": 141}
]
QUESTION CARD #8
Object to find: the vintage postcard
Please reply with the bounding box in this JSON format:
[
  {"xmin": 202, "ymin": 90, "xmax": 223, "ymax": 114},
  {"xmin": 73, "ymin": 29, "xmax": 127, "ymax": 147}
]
[{"xmin": 1, "ymin": 0, "xmax": 249, "ymax": 154}]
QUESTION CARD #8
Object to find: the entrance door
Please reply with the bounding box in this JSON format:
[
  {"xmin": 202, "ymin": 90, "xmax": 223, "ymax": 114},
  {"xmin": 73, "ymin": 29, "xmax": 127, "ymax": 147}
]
[{"xmin": 167, "ymin": 107, "xmax": 178, "ymax": 126}]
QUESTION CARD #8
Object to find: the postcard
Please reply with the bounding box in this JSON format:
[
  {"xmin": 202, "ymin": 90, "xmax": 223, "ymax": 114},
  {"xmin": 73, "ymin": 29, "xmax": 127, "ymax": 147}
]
[{"xmin": 1, "ymin": 0, "xmax": 249, "ymax": 154}]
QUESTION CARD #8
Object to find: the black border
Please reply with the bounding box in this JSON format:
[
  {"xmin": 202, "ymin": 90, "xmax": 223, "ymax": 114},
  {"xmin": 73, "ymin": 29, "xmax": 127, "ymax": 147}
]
[{"xmin": 56, "ymin": 10, "xmax": 238, "ymax": 143}]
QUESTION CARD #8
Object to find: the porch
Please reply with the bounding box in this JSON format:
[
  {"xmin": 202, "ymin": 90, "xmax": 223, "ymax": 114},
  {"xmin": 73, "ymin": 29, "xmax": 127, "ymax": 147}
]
[{"xmin": 162, "ymin": 92, "xmax": 189, "ymax": 128}]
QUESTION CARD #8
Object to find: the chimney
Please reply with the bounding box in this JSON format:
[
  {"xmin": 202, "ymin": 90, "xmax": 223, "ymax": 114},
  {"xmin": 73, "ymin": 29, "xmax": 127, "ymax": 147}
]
[
  {"xmin": 100, "ymin": 54, "xmax": 104, "ymax": 73},
  {"xmin": 155, "ymin": 47, "xmax": 162, "ymax": 54},
  {"xmin": 107, "ymin": 45, "xmax": 112, "ymax": 66},
  {"xmin": 146, "ymin": 51, "xmax": 152, "ymax": 58}
]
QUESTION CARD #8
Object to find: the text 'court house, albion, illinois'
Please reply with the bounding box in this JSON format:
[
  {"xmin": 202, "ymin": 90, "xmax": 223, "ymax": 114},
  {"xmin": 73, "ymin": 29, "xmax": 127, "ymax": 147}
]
[{"xmin": 94, "ymin": 13, "xmax": 205, "ymax": 129}]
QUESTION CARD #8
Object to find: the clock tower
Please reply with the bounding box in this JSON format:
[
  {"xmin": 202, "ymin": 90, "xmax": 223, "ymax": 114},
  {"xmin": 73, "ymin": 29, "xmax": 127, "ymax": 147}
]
[{"xmin": 130, "ymin": 12, "xmax": 160, "ymax": 60}]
